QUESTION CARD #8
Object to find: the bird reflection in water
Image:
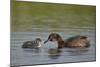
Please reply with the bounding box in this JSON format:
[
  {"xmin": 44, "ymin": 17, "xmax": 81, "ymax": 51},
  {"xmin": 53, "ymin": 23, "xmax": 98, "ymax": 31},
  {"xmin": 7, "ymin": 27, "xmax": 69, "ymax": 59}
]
[
  {"xmin": 66, "ymin": 47, "xmax": 89, "ymax": 56},
  {"xmin": 48, "ymin": 48, "xmax": 61, "ymax": 59},
  {"xmin": 22, "ymin": 48, "xmax": 41, "ymax": 53},
  {"xmin": 47, "ymin": 47, "xmax": 89, "ymax": 59}
]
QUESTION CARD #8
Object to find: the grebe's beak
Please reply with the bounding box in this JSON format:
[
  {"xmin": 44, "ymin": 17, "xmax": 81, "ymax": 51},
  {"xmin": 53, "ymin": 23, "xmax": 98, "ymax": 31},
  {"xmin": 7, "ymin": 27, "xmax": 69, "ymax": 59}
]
[{"xmin": 44, "ymin": 40, "xmax": 48, "ymax": 44}]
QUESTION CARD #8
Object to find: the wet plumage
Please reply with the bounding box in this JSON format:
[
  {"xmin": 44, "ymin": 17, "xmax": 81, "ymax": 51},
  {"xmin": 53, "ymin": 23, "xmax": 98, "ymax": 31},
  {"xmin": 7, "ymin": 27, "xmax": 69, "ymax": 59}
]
[
  {"xmin": 44, "ymin": 33, "xmax": 90, "ymax": 48},
  {"xmin": 22, "ymin": 38, "xmax": 42, "ymax": 48}
]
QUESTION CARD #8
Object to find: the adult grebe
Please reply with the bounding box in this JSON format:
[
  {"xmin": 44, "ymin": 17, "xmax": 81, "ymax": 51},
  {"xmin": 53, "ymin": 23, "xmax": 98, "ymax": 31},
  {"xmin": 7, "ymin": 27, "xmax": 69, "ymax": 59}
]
[{"xmin": 44, "ymin": 33, "xmax": 90, "ymax": 49}]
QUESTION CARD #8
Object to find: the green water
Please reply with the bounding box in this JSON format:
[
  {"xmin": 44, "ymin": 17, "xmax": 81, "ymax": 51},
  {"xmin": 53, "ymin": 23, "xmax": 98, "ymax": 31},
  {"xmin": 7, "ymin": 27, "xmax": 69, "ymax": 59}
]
[{"xmin": 11, "ymin": 1, "xmax": 96, "ymax": 32}]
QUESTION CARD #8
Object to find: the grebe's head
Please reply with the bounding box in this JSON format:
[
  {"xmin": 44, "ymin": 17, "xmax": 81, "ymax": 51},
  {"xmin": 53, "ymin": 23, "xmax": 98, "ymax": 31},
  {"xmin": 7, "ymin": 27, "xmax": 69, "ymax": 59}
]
[
  {"xmin": 44, "ymin": 33, "xmax": 62, "ymax": 44},
  {"xmin": 35, "ymin": 38, "xmax": 42, "ymax": 42}
]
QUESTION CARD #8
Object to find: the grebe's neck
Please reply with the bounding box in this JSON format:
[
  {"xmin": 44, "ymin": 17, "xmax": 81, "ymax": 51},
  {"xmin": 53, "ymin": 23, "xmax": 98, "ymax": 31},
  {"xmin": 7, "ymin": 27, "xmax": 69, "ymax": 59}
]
[{"xmin": 57, "ymin": 38, "xmax": 65, "ymax": 49}]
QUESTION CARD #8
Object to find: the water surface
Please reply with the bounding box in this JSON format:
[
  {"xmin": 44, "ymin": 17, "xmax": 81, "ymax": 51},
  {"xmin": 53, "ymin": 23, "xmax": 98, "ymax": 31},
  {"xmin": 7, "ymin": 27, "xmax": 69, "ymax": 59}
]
[{"xmin": 11, "ymin": 28, "xmax": 96, "ymax": 66}]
